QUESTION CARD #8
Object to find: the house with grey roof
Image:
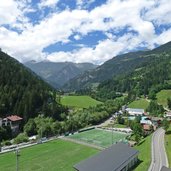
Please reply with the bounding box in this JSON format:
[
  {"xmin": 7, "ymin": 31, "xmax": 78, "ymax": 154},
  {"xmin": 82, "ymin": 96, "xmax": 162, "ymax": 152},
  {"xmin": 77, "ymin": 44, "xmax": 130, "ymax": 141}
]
[{"xmin": 74, "ymin": 143, "xmax": 139, "ymax": 171}]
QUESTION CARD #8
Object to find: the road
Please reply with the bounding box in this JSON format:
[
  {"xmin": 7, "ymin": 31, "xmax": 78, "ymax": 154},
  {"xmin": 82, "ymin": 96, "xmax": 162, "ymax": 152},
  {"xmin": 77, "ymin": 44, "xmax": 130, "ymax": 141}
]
[{"xmin": 148, "ymin": 128, "xmax": 169, "ymax": 171}]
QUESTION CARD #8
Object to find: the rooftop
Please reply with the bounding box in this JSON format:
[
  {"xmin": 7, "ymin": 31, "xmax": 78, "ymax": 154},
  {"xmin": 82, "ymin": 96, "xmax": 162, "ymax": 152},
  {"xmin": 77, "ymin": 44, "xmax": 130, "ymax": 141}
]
[
  {"xmin": 74, "ymin": 143, "xmax": 139, "ymax": 171},
  {"xmin": 6, "ymin": 115, "xmax": 23, "ymax": 122},
  {"xmin": 126, "ymin": 108, "xmax": 144, "ymax": 113}
]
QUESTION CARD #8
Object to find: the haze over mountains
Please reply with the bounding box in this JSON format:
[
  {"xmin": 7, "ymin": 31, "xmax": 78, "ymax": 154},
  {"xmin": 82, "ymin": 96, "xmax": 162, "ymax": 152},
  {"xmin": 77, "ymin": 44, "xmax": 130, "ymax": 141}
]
[{"xmin": 24, "ymin": 61, "xmax": 97, "ymax": 89}]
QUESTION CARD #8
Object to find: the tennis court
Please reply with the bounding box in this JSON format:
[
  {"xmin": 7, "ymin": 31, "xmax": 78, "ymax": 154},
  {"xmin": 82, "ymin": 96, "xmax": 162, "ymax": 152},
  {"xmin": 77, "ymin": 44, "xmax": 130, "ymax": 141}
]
[{"xmin": 68, "ymin": 128, "xmax": 129, "ymax": 148}]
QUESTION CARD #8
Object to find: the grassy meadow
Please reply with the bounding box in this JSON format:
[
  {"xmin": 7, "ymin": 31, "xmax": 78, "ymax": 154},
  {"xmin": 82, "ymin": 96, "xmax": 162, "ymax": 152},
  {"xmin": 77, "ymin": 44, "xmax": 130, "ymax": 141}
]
[
  {"xmin": 165, "ymin": 125, "xmax": 171, "ymax": 167},
  {"xmin": 0, "ymin": 139, "xmax": 98, "ymax": 171},
  {"xmin": 134, "ymin": 135, "xmax": 152, "ymax": 171},
  {"xmin": 157, "ymin": 90, "xmax": 171, "ymax": 107},
  {"xmin": 61, "ymin": 95, "xmax": 102, "ymax": 108},
  {"xmin": 128, "ymin": 99, "xmax": 149, "ymax": 110}
]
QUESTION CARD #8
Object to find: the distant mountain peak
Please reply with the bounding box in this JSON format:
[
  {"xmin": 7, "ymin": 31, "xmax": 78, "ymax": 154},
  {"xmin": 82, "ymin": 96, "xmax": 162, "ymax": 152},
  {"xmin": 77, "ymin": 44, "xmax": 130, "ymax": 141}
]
[{"xmin": 24, "ymin": 61, "xmax": 97, "ymax": 89}]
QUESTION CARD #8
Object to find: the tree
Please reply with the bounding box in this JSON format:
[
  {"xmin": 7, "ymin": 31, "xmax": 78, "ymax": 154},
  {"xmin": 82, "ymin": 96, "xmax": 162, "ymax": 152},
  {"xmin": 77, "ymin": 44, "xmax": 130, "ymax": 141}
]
[
  {"xmin": 14, "ymin": 133, "xmax": 29, "ymax": 144},
  {"xmin": 162, "ymin": 118, "xmax": 170, "ymax": 133},
  {"xmin": 131, "ymin": 122, "xmax": 144, "ymax": 144},
  {"xmin": 167, "ymin": 98, "xmax": 171, "ymax": 110},
  {"xmin": 24, "ymin": 119, "xmax": 37, "ymax": 136},
  {"xmin": 117, "ymin": 115, "xmax": 125, "ymax": 125}
]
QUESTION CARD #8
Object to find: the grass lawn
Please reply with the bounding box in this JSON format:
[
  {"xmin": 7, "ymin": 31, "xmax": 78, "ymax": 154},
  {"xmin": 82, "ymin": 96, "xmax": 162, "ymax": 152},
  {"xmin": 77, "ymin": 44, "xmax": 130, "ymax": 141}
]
[
  {"xmin": 68, "ymin": 129, "xmax": 129, "ymax": 148},
  {"xmin": 128, "ymin": 99, "xmax": 149, "ymax": 110},
  {"xmin": 165, "ymin": 125, "xmax": 171, "ymax": 167},
  {"xmin": 0, "ymin": 139, "xmax": 98, "ymax": 171},
  {"xmin": 134, "ymin": 135, "xmax": 152, "ymax": 171},
  {"xmin": 61, "ymin": 95, "xmax": 102, "ymax": 108},
  {"xmin": 113, "ymin": 123, "xmax": 127, "ymax": 128},
  {"xmin": 157, "ymin": 90, "xmax": 171, "ymax": 107}
]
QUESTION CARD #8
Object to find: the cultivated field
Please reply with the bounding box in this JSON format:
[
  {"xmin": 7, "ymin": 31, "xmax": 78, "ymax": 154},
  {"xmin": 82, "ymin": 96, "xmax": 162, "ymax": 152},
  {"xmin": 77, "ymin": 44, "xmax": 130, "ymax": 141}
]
[
  {"xmin": 61, "ymin": 95, "xmax": 102, "ymax": 108},
  {"xmin": 0, "ymin": 139, "xmax": 98, "ymax": 171},
  {"xmin": 157, "ymin": 89, "xmax": 171, "ymax": 107},
  {"xmin": 128, "ymin": 99, "xmax": 149, "ymax": 110},
  {"xmin": 68, "ymin": 128, "xmax": 129, "ymax": 148}
]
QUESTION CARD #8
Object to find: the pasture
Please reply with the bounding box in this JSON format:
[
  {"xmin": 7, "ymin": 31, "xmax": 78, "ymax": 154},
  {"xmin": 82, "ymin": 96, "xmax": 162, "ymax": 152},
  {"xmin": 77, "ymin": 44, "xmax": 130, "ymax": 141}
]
[
  {"xmin": 128, "ymin": 99, "xmax": 149, "ymax": 110},
  {"xmin": 156, "ymin": 89, "xmax": 171, "ymax": 107},
  {"xmin": 68, "ymin": 128, "xmax": 129, "ymax": 148},
  {"xmin": 61, "ymin": 95, "xmax": 102, "ymax": 108},
  {"xmin": 0, "ymin": 139, "xmax": 98, "ymax": 171}
]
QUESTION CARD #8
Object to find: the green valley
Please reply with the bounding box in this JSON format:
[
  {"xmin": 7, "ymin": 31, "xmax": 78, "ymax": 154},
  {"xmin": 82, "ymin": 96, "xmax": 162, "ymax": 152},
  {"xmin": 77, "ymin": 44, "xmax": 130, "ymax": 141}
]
[{"xmin": 61, "ymin": 95, "xmax": 102, "ymax": 108}]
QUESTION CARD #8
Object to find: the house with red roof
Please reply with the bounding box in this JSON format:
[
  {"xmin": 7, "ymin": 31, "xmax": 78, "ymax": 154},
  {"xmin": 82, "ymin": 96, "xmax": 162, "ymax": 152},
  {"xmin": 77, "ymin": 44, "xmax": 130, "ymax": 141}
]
[{"xmin": 2, "ymin": 115, "xmax": 23, "ymax": 135}]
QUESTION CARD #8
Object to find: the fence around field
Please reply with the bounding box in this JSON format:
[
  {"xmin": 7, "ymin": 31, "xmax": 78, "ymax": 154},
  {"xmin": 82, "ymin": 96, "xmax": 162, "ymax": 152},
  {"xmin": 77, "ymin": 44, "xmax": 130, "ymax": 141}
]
[{"xmin": 68, "ymin": 128, "xmax": 129, "ymax": 148}]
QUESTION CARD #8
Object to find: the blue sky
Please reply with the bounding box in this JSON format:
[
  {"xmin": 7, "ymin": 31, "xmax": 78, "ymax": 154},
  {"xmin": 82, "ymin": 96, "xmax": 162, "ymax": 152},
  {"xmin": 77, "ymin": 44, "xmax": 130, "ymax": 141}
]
[{"xmin": 0, "ymin": 0, "xmax": 171, "ymax": 64}]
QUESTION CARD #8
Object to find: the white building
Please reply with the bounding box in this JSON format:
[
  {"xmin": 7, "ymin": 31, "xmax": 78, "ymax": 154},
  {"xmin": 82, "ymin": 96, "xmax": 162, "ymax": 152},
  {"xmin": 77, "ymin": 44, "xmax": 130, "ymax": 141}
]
[{"xmin": 126, "ymin": 108, "xmax": 144, "ymax": 116}]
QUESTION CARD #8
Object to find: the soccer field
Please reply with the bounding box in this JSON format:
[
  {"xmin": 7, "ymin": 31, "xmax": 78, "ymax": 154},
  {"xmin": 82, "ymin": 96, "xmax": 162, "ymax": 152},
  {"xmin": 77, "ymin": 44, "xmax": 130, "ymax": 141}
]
[
  {"xmin": 0, "ymin": 139, "xmax": 98, "ymax": 171},
  {"xmin": 68, "ymin": 129, "xmax": 129, "ymax": 148}
]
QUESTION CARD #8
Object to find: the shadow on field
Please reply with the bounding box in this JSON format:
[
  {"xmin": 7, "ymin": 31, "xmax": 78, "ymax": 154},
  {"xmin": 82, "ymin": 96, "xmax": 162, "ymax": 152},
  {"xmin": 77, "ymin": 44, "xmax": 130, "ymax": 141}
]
[
  {"xmin": 166, "ymin": 130, "xmax": 171, "ymax": 135},
  {"xmin": 131, "ymin": 159, "xmax": 143, "ymax": 171},
  {"xmin": 137, "ymin": 139, "xmax": 145, "ymax": 146}
]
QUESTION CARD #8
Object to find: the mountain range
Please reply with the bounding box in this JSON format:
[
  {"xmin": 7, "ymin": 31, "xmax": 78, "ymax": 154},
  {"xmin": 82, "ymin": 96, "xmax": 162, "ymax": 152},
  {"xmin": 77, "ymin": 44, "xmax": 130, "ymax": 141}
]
[
  {"xmin": 63, "ymin": 41, "xmax": 171, "ymax": 91},
  {"xmin": 24, "ymin": 61, "xmax": 97, "ymax": 89}
]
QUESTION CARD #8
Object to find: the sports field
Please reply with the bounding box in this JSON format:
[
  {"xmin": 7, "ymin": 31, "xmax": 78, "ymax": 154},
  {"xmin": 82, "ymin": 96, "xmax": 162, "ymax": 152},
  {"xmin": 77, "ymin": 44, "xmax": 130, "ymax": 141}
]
[
  {"xmin": 61, "ymin": 95, "xmax": 102, "ymax": 108},
  {"xmin": 68, "ymin": 129, "xmax": 129, "ymax": 148},
  {"xmin": 0, "ymin": 139, "xmax": 98, "ymax": 171}
]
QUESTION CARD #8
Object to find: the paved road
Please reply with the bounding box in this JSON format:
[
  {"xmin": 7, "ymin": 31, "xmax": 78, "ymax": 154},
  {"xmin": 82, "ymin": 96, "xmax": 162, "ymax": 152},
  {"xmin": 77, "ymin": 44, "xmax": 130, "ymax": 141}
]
[{"xmin": 148, "ymin": 128, "xmax": 169, "ymax": 171}]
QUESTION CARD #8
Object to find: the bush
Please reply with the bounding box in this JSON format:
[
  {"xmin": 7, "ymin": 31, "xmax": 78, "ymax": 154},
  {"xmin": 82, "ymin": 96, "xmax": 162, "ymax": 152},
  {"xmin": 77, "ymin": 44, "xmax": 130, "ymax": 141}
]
[
  {"xmin": 2, "ymin": 140, "xmax": 12, "ymax": 146},
  {"xmin": 14, "ymin": 133, "xmax": 29, "ymax": 144}
]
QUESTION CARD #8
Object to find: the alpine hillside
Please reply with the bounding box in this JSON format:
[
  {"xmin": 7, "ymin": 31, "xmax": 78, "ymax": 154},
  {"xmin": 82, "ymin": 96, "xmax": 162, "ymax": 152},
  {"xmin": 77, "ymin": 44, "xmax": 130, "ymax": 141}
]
[
  {"xmin": 24, "ymin": 61, "xmax": 97, "ymax": 89},
  {"xmin": 63, "ymin": 41, "xmax": 171, "ymax": 92},
  {"xmin": 0, "ymin": 51, "xmax": 65, "ymax": 122}
]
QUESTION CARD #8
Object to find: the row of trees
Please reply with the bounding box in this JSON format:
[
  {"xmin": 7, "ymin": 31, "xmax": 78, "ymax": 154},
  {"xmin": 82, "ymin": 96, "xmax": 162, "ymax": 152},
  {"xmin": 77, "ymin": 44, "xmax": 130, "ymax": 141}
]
[{"xmin": 22, "ymin": 97, "xmax": 125, "ymax": 138}]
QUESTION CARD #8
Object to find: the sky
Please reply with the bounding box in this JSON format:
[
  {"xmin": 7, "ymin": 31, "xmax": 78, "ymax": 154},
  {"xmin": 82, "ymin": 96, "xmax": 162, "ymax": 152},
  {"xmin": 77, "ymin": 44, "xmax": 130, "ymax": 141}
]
[{"xmin": 0, "ymin": 0, "xmax": 171, "ymax": 64}]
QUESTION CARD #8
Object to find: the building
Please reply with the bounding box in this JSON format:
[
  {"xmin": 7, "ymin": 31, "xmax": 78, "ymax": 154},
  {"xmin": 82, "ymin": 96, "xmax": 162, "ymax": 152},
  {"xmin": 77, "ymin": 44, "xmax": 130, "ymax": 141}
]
[
  {"xmin": 160, "ymin": 166, "xmax": 171, "ymax": 171},
  {"xmin": 165, "ymin": 112, "xmax": 171, "ymax": 119},
  {"xmin": 2, "ymin": 115, "xmax": 23, "ymax": 135},
  {"xmin": 126, "ymin": 108, "xmax": 144, "ymax": 116},
  {"xmin": 140, "ymin": 117, "xmax": 152, "ymax": 125},
  {"xmin": 74, "ymin": 143, "xmax": 139, "ymax": 171}
]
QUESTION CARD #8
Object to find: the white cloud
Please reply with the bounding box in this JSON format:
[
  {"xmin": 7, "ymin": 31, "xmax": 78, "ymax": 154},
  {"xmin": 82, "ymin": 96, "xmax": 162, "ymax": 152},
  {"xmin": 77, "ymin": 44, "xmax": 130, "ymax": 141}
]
[
  {"xmin": 0, "ymin": 0, "xmax": 22, "ymax": 25},
  {"xmin": 145, "ymin": 0, "xmax": 171, "ymax": 25},
  {"xmin": 39, "ymin": 0, "xmax": 59, "ymax": 8},
  {"xmin": 0, "ymin": 0, "xmax": 171, "ymax": 64},
  {"xmin": 46, "ymin": 33, "xmax": 140, "ymax": 64},
  {"xmin": 76, "ymin": 0, "xmax": 96, "ymax": 9}
]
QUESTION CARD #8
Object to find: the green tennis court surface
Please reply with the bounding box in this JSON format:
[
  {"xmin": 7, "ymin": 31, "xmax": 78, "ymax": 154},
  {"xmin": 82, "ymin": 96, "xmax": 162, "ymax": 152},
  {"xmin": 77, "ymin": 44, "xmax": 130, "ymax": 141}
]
[{"xmin": 68, "ymin": 129, "xmax": 129, "ymax": 148}]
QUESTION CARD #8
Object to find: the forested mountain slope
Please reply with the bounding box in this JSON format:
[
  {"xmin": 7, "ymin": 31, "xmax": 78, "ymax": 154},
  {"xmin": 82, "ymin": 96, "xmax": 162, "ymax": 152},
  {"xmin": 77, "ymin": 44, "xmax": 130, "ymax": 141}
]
[
  {"xmin": 0, "ymin": 51, "xmax": 64, "ymax": 122},
  {"xmin": 63, "ymin": 41, "xmax": 171, "ymax": 91}
]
